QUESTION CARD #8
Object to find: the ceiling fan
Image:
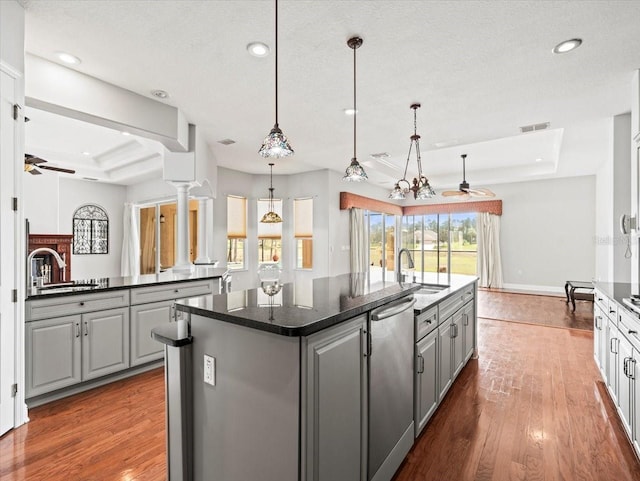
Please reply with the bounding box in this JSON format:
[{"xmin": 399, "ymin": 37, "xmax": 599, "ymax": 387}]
[
  {"xmin": 441, "ymin": 154, "xmax": 495, "ymax": 199},
  {"xmin": 24, "ymin": 154, "xmax": 76, "ymax": 175}
]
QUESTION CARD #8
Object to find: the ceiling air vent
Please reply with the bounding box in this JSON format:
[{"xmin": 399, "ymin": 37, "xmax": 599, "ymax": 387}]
[
  {"xmin": 520, "ymin": 122, "xmax": 550, "ymax": 133},
  {"xmin": 217, "ymin": 138, "xmax": 236, "ymax": 145}
]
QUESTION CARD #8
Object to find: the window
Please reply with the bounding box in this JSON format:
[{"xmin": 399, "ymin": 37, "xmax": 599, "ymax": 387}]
[
  {"xmin": 72, "ymin": 204, "xmax": 108, "ymax": 254},
  {"xmin": 401, "ymin": 212, "xmax": 477, "ymax": 283},
  {"xmin": 294, "ymin": 198, "xmax": 313, "ymax": 269},
  {"xmin": 367, "ymin": 211, "xmax": 397, "ymax": 282},
  {"xmin": 257, "ymin": 198, "xmax": 282, "ymax": 265},
  {"xmin": 227, "ymin": 195, "xmax": 247, "ymax": 269}
]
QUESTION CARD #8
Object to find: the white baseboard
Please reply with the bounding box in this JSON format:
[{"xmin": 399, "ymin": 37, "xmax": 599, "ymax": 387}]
[{"xmin": 500, "ymin": 283, "xmax": 565, "ymax": 295}]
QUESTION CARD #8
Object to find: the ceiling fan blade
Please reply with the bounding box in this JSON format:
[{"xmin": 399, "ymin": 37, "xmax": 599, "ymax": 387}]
[
  {"xmin": 24, "ymin": 153, "xmax": 47, "ymax": 165},
  {"xmin": 442, "ymin": 190, "xmax": 467, "ymax": 197},
  {"xmin": 24, "ymin": 164, "xmax": 42, "ymax": 175},
  {"xmin": 468, "ymin": 188, "xmax": 495, "ymax": 198},
  {"xmin": 38, "ymin": 164, "xmax": 76, "ymax": 174},
  {"xmin": 30, "ymin": 168, "xmax": 43, "ymax": 175}
]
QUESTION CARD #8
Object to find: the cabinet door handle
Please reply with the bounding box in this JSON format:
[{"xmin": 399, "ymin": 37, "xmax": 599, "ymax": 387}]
[
  {"xmin": 417, "ymin": 354, "xmax": 424, "ymax": 374},
  {"xmin": 79, "ymin": 302, "xmax": 85, "ymax": 306},
  {"xmin": 610, "ymin": 308, "xmax": 615, "ymax": 314},
  {"xmin": 623, "ymin": 357, "xmax": 629, "ymax": 378},
  {"xmin": 83, "ymin": 321, "xmax": 88, "ymax": 336},
  {"xmin": 630, "ymin": 358, "xmax": 637, "ymax": 380},
  {"xmin": 610, "ymin": 338, "xmax": 618, "ymax": 354},
  {"xmin": 597, "ymin": 297, "xmax": 603, "ymax": 302},
  {"xmin": 463, "ymin": 313, "xmax": 469, "ymax": 326},
  {"xmin": 75, "ymin": 322, "xmax": 80, "ymax": 338}
]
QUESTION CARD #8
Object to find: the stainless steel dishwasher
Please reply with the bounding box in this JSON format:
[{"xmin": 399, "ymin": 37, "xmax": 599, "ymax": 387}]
[{"xmin": 369, "ymin": 294, "xmax": 416, "ymax": 481}]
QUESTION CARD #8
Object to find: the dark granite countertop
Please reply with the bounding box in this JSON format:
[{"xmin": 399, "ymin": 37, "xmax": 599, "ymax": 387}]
[
  {"xmin": 594, "ymin": 281, "xmax": 632, "ymax": 306},
  {"xmin": 172, "ymin": 273, "xmax": 422, "ymax": 337},
  {"xmin": 26, "ymin": 266, "xmax": 228, "ymax": 300}
]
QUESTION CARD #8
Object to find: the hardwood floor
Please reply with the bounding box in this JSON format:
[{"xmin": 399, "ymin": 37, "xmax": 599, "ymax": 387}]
[
  {"xmin": 1, "ymin": 294, "xmax": 637, "ymax": 481},
  {"xmin": 0, "ymin": 368, "xmax": 166, "ymax": 481},
  {"xmin": 394, "ymin": 318, "xmax": 640, "ymax": 481},
  {"xmin": 477, "ymin": 289, "xmax": 593, "ymax": 331}
]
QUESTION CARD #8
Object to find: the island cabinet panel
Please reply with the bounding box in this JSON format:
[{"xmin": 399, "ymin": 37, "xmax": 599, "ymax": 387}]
[
  {"xmin": 452, "ymin": 309, "xmax": 465, "ymax": 378},
  {"xmin": 414, "ymin": 328, "xmax": 438, "ymax": 436},
  {"xmin": 438, "ymin": 318, "xmax": 453, "ymax": 400},
  {"xmin": 302, "ymin": 315, "xmax": 367, "ymax": 481},
  {"xmin": 607, "ymin": 319, "xmax": 620, "ymax": 405},
  {"xmin": 633, "ymin": 346, "xmax": 640, "ymax": 455},
  {"xmin": 189, "ymin": 315, "xmax": 300, "ymax": 481},
  {"xmin": 81, "ymin": 307, "xmax": 130, "ymax": 381},
  {"xmin": 26, "ymin": 315, "xmax": 82, "ymax": 398},
  {"xmin": 130, "ymin": 300, "xmax": 174, "ymax": 366},
  {"xmin": 462, "ymin": 300, "xmax": 475, "ymax": 362}
]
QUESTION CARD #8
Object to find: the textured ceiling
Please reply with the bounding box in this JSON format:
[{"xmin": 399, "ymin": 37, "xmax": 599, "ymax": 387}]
[{"xmin": 20, "ymin": 0, "xmax": 640, "ymax": 188}]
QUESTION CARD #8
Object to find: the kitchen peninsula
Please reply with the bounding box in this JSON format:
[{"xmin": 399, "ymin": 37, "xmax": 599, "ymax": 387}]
[
  {"xmin": 153, "ymin": 273, "xmax": 478, "ymax": 481},
  {"xmin": 24, "ymin": 267, "xmax": 228, "ymax": 406}
]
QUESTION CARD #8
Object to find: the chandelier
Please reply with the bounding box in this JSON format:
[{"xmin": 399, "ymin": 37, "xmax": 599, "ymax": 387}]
[
  {"xmin": 389, "ymin": 103, "xmax": 435, "ymax": 200},
  {"xmin": 260, "ymin": 163, "xmax": 282, "ymax": 223}
]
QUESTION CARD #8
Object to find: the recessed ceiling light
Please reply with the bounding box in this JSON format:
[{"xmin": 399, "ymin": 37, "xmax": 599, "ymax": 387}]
[
  {"xmin": 56, "ymin": 51, "xmax": 81, "ymax": 65},
  {"xmin": 121, "ymin": 131, "xmax": 131, "ymax": 136},
  {"xmin": 552, "ymin": 38, "xmax": 582, "ymax": 54},
  {"xmin": 247, "ymin": 42, "xmax": 270, "ymax": 57},
  {"xmin": 151, "ymin": 89, "xmax": 169, "ymax": 99},
  {"xmin": 82, "ymin": 151, "xmax": 91, "ymax": 156},
  {"xmin": 535, "ymin": 157, "xmax": 543, "ymax": 162},
  {"xmin": 344, "ymin": 108, "xmax": 358, "ymax": 116}
]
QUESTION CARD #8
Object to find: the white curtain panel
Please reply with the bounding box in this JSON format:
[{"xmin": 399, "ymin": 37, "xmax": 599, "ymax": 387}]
[
  {"xmin": 477, "ymin": 212, "xmax": 503, "ymax": 288},
  {"xmin": 121, "ymin": 203, "xmax": 140, "ymax": 277},
  {"xmin": 350, "ymin": 208, "xmax": 368, "ymax": 274}
]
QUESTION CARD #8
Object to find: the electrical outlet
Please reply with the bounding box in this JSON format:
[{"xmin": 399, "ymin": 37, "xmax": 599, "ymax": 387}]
[{"xmin": 204, "ymin": 355, "xmax": 215, "ymax": 386}]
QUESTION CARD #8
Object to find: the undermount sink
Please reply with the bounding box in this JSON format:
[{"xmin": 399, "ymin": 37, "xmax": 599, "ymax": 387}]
[{"xmin": 417, "ymin": 284, "xmax": 448, "ymax": 295}]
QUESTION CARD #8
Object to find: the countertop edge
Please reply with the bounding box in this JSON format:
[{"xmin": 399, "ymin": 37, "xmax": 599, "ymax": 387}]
[{"xmin": 176, "ymin": 283, "xmax": 422, "ymax": 337}]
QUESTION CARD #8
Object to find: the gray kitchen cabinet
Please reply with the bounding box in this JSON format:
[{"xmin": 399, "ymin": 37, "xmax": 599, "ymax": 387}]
[
  {"xmin": 25, "ymin": 315, "xmax": 82, "ymax": 398},
  {"xmin": 618, "ymin": 332, "xmax": 633, "ymax": 438},
  {"xmin": 129, "ymin": 280, "xmax": 215, "ymax": 367},
  {"xmin": 130, "ymin": 300, "xmax": 174, "ymax": 366},
  {"xmin": 462, "ymin": 301, "xmax": 475, "ymax": 362},
  {"xmin": 607, "ymin": 319, "xmax": 620, "ymax": 404},
  {"xmin": 81, "ymin": 307, "xmax": 130, "ymax": 381},
  {"xmin": 452, "ymin": 309, "xmax": 465, "ymax": 378},
  {"xmin": 303, "ymin": 315, "xmax": 367, "ymax": 481},
  {"xmin": 593, "ymin": 305, "xmax": 606, "ymax": 374},
  {"xmin": 438, "ymin": 317, "xmax": 453, "ymax": 400},
  {"xmin": 414, "ymin": 328, "xmax": 438, "ymax": 436},
  {"xmin": 633, "ymin": 347, "xmax": 640, "ymax": 455}
]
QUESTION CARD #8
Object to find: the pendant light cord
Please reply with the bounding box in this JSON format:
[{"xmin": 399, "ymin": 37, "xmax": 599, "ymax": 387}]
[{"xmin": 274, "ymin": 0, "xmax": 279, "ymax": 127}]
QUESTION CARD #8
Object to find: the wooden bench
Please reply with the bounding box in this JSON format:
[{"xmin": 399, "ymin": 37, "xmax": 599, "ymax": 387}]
[{"xmin": 564, "ymin": 280, "xmax": 594, "ymax": 312}]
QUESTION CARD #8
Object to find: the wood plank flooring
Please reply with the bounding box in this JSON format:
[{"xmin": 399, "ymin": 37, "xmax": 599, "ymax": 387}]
[
  {"xmin": 477, "ymin": 289, "xmax": 593, "ymax": 331},
  {"xmin": 1, "ymin": 293, "xmax": 638, "ymax": 481}
]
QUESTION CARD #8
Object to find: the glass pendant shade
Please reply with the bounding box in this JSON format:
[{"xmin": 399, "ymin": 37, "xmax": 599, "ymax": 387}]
[
  {"xmin": 343, "ymin": 158, "xmax": 368, "ymax": 182},
  {"xmin": 261, "ymin": 209, "xmax": 283, "ymax": 223},
  {"xmin": 261, "ymin": 163, "xmax": 283, "ymax": 223},
  {"xmin": 259, "ymin": 125, "xmax": 294, "ymax": 158},
  {"xmin": 389, "ymin": 183, "xmax": 406, "ymax": 200}
]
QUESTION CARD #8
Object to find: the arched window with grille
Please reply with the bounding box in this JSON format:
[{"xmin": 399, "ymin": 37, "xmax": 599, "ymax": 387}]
[{"xmin": 72, "ymin": 204, "xmax": 109, "ymax": 254}]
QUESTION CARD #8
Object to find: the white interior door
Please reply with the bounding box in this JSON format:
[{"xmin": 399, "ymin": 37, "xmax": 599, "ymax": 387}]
[{"xmin": 0, "ymin": 69, "xmax": 18, "ymax": 436}]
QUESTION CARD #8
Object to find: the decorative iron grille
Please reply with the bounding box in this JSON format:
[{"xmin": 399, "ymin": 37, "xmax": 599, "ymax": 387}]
[{"xmin": 73, "ymin": 204, "xmax": 109, "ymax": 254}]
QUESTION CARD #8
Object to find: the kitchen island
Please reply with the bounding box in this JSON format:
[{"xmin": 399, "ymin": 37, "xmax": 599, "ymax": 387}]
[
  {"xmin": 24, "ymin": 266, "xmax": 228, "ymax": 406},
  {"xmin": 153, "ymin": 273, "xmax": 477, "ymax": 481}
]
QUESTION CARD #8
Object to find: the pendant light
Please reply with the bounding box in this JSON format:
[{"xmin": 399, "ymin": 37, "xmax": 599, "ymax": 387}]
[
  {"xmin": 259, "ymin": 0, "xmax": 294, "ymax": 158},
  {"xmin": 389, "ymin": 103, "xmax": 435, "ymax": 200},
  {"xmin": 342, "ymin": 37, "xmax": 368, "ymax": 182},
  {"xmin": 261, "ymin": 163, "xmax": 283, "ymax": 223}
]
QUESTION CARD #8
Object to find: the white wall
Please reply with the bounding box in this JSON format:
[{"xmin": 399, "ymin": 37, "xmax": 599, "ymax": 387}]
[
  {"xmin": 496, "ymin": 175, "xmax": 596, "ymax": 291},
  {"xmin": 613, "ymin": 113, "xmax": 632, "ymax": 282},
  {"xmin": 23, "ymin": 174, "xmax": 126, "ymax": 279}
]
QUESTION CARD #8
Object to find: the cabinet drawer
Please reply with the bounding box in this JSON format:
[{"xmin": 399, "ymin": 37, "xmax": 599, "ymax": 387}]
[
  {"xmin": 594, "ymin": 289, "xmax": 608, "ymax": 313},
  {"xmin": 439, "ymin": 284, "xmax": 475, "ymax": 321},
  {"xmin": 26, "ymin": 289, "xmax": 130, "ymax": 321},
  {"xmin": 416, "ymin": 305, "xmax": 438, "ymax": 341},
  {"xmin": 130, "ymin": 279, "xmax": 214, "ymax": 305}
]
